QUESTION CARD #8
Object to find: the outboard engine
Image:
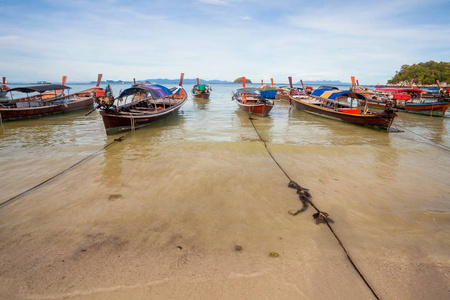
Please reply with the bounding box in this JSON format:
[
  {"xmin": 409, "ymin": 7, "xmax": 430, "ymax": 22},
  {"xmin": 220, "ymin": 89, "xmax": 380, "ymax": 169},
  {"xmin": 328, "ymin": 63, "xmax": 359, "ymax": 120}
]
[{"xmin": 94, "ymin": 84, "xmax": 115, "ymax": 108}]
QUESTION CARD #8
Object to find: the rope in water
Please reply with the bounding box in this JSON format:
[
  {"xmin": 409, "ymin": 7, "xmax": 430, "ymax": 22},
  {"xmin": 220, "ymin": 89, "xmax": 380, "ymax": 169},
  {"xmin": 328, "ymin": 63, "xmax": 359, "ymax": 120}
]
[
  {"xmin": 396, "ymin": 124, "xmax": 450, "ymax": 152},
  {"xmin": 0, "ymin": 134, "xmax": 129, "ymax": 209},
  {"xmin": 247, "ymin": 114, "xmax": 380, "ymax": 300}
]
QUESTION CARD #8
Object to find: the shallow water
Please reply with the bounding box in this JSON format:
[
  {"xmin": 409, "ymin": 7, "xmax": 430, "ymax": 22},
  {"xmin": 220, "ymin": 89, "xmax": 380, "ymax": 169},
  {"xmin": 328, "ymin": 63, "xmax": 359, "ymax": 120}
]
[{"xmin": 0, "ymin": 83, "xmax": 449, "ymax": 299}]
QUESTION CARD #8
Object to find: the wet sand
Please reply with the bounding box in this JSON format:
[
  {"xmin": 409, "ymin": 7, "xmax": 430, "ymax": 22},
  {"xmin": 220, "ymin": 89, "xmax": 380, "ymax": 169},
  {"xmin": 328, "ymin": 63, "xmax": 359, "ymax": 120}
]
[{"xmin": 1, "ymin": 84, "xmax": 449, "ymax": 299}]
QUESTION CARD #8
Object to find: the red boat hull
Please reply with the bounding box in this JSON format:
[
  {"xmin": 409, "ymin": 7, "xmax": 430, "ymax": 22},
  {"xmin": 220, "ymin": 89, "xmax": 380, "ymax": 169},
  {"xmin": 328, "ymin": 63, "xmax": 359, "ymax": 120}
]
[
  {"xmin": 192, "ymin": 91, "xmax": 210, "ymax": 99},
  {"xmin": 235, "ymin": 100, "xmax": 273, "ymax": 116}
]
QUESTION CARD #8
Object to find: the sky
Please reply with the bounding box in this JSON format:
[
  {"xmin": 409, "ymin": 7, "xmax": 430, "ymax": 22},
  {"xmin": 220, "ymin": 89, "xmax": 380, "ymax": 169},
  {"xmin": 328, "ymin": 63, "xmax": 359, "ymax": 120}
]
[{"xmin": 1, "ymin": 0, "xmax": 449, "ymax": 84}]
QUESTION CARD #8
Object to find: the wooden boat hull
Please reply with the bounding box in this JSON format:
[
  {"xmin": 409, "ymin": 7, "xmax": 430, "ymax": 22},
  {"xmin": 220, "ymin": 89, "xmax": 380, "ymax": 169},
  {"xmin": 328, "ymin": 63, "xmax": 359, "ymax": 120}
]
[
  {"xmin": 232, "ymin": 88, "xmax": 274, "ymax": 117},
  {"xmin": 192, "ymin": 91, "xmax": 210, "ymax": 99},
  {"xmin": 275, "ymin": 92, "xmax": 290, "ymax": 100},
  {"xmin": 100, "ymin": 107, "xmax": 182, "ymax": 133},
  {"xmin": 361, "ymin": 99, "xmax": 450, "ymax": 116},
  {"xmin": 235, "ymin": 100, "xmax": 273, "ymax": 116},
  {"xmin": 100, "ymin": 89, "xmax": 187, "ymax": 134},
  {"xmin": 0, "ymin": 95, "xmax": 94, "ymax": 121},
  {"xmin": 403, "ymin": 102, "xmax": 450, "ymax": 116},
  {"xmin": 291, "ymin": 96, "xmax": 396, "ymax": 130}
]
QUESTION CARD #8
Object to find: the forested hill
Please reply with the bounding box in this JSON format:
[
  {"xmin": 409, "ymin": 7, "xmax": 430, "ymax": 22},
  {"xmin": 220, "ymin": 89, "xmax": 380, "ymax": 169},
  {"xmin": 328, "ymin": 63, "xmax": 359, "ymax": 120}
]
[
  {"xmin": 388, "ymin": 61, "xmax": 450, "ymax": 85},
  {"xmin": 233, "ymin": 77, "xmax": 252, "ymax": 83}
]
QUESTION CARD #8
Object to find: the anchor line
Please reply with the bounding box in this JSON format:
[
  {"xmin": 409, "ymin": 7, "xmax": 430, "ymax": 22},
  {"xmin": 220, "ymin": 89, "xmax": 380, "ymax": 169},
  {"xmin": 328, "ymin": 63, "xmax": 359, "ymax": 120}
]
[
  {"xmin": 0, "ymin": 134, "xmax": 130, "ymax": 209},
  {"xmin": 397, "ymin": 125, "xmax": 450, "ymax": 152},
  {"xmin": 247, "ymin": 114, "xmax": 380, "ymax": 300}
]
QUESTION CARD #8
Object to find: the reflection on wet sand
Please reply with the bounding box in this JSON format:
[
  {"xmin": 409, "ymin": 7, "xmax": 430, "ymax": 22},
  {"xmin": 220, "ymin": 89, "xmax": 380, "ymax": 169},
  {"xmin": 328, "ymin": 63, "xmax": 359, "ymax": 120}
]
[
  {"xmin": 0, "ymin": 84, "xmax": 449, "ymax": 299},
  {"xmin": 0, "ymin": 107, "xmax": 97, "ymax": 148},
  {"xmin": 0, "ymin": 109, "xmax": 105, "ymax": 202},
  {"xmin": 192, "ymin": 97, "xmax": 210, "ymax": 110},
  {"xmin": 234, "ymin": 109, "xmax": 274, "ymax": 143}
]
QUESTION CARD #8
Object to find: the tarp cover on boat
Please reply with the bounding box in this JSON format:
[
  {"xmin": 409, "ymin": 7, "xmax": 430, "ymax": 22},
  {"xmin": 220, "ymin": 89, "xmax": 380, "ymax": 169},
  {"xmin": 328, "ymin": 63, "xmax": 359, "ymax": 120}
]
[
  {"xmin": 259, "ymin": 86, "xmax": 277, "ymax": 91},
  {"xmin": 196, "ymin": 84, "xmax": 206, "ymax": 91},
  {"xmin": 171, "ymin": 87, "xmax": 184, "ymax": 95},
  {"xmin": 318, "ymin": 86, "xmax": 339, "ymax": 90},
  {"xmin": 312, "ymin": 88, "xmax": 367, "ymax": 100},
  {"xmin": 118, "ymin": 84, "xmax": 172, "ymax": 99},
  {"xmin": 260, "ymin": 89, "xmax": 277, "ymax": 99},
  {"xmin": 237, "ymin": 88, "xmax": 259, "ymax": 94},
  {"xmin": 144, "ymin": 84, "xmax": 173, "ymax": 96},
  {"xmin": 7, "ymin": 84, "xmax": 71, "ymax": 93},
  {"xmin": 375, "ymin": 87, "xmax": 423, "ymax": 93}
]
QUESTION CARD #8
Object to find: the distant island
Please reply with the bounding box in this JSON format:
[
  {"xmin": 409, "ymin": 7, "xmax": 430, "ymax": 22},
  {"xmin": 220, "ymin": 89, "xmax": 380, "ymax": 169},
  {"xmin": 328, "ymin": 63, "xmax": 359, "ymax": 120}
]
[
  {"xmin": 387, "ymin": 61, "xmax": 449, "ymax": 86},
  {"xmin": 233, "ymin": 77, "xmax": 252, "ymax": 84}
]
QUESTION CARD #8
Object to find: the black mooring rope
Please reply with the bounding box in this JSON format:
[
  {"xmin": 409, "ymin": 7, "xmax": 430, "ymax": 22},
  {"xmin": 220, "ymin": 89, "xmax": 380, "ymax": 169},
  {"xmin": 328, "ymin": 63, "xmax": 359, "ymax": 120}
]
[
  {"xmin": 248, "ymin": 116, "xmax": 292, "ymax": 181},
  {"xmin": 0, "ymin": 134, "xmax": 129, "ymax": 209},
  {"xmin": 248, "ymin": 115, "xmax": 380, "ymax": 300},
  {"xmin": 399, "ymin": 125, "xmax": 450, "ymax": 152}
]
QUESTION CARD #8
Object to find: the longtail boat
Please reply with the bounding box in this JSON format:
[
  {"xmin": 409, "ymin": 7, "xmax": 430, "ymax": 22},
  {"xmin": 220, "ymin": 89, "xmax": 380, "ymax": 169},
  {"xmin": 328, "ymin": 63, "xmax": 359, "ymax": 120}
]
[
  {"xmin": 349, "ymin": 76, "xmax": 377, "ymax": 99},
  {"xmin": 288, "ymin": 77, "xmax": 308, "ymax": 98},
  {"xmin": 422, "ymin": 80, "xmax": 450, "ymax": 101},
  {"xmin": 0, "ymin": 74, "xmax": 102, "ymax": 121},
  {"xmin": 359, "ymin": 85, "xmax": 450, "ymax": 116},
  {"xmin": 258, "ymin": 78, "xmax": 281, "ymax": 100},
  {"xmin": 41, "ymin": 75, "xmax": 68, "ymax": 99},
  {"xmin": 192, "ymin": 78, "xmax": 211, "ymax": 99},
  {"xmin": 96, "ymin": 73, "xmax": 187, "ymax": 133},
  {"xmin": 376, "ymin": 87, "xmax": 423, "ymax": 99},
  {"xmin": 298, "ymin": 79, "xmax": 314, "ymax": 95},
  {"xmin": 274, "ymin": 77, "xmax": 308, "ymax": 103},
  {"xmin": 290, "ymin": 87, "xmax": 397, "ymax": 130},
  {"xmin": 232, "ymin": 77, "xmax": 274, "ymax": 116},
  {"xmin": 274, "ymin": 86, "xmax": 290, "ymax": 100},
  {"xmin": 0, "ymin": 77, "xmax": 9, "ymax": 97}
]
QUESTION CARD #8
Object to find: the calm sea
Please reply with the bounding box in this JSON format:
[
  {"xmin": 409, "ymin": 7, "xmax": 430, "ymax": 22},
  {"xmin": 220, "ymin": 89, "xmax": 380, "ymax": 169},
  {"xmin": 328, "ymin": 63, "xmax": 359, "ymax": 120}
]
[{"xmin": 0, "ymin": 82, "xmax": 449, "ymax": 298}]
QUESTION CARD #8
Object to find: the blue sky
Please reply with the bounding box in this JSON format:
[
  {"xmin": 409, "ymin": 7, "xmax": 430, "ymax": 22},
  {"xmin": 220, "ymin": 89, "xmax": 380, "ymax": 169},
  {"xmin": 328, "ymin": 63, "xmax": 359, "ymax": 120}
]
[{"xmin": 1, "ymin": 0, "xmax": 449, "ymax": 84}]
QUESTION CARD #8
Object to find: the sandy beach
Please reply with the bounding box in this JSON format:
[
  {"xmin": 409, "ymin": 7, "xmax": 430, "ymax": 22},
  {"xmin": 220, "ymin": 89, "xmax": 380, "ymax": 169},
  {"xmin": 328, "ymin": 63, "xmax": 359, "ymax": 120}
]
[{"xmin": 1, "ymin": 84, "xmax": 449, "ymax": 299}]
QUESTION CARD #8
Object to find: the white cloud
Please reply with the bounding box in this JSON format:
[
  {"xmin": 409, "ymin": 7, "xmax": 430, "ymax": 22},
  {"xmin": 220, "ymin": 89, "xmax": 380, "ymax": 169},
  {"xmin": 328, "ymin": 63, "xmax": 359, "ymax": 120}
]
[
  {"xmin": 0, "ymin": 0, "xmax": 448, "ymax": 84},
  {"xmin": 198, "ymin": 0, "xmax": 228, "ymax": 5}
]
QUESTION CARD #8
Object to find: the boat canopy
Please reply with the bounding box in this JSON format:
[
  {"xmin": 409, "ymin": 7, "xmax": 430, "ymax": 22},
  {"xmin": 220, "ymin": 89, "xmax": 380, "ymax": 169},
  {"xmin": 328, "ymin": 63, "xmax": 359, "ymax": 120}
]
[
  {"xmin": 237, "ymin": 88, "xmax": 259, "ymax": 94},
  {"xmin": 318, "ymin": 86, "xmax": 339, "ymax": 90},
  {"xmin": 259, "ymin": 86, "xmax": 277, "ymax": 91},
  {"xmin": 260, "ymin": 90, "xmax": 277, "ymax": 99},
  {"xmin": 119, "ymin": 84, "xmax": 172, "ymax": 99},
  {"xmin": 375, "ymin": 88, "xmax": 423, "ymax": 93},
  {"xmin": 194, "ymin": 84, "xmax": 207, "ymax": 91},
  {"xmin": 312, "ymin": 88, "xmax": 367, "ymax": 100},
  {"xmin": 7, "ymin": 84, "xmax": 71, "ymax": 93},
  {"xmin": 143, "ymin": 84, "xmax": 173, "ymax": 96}
]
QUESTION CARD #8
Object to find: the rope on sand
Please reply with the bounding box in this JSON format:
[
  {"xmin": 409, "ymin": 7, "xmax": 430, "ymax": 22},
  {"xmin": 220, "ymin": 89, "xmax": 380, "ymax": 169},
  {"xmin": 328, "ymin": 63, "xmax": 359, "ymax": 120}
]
[
  {"xmin": 247, "ymin": 114, "xmax": 380, "ymax": 300},
  {"xmin": 0, "ymin": 134, "xmax": 130, "ymax": 209}
]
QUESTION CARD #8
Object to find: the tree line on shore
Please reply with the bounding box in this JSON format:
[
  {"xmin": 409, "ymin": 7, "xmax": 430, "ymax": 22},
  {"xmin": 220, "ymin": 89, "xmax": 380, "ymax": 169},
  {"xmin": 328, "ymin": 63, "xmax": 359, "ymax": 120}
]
[{"xmin": 388, "ymin": 61, "xmax": 450, "ymax": 86}]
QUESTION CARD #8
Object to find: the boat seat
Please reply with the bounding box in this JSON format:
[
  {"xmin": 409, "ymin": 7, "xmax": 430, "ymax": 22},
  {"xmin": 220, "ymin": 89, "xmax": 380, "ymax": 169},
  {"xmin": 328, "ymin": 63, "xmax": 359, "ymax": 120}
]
[
  {"xmin": 337, "ymin": 108, "xmax": 361, "ymax": 114},
  {"xmin": 129, "ymin": 109, "xmax": 154, "ymax": 113}
]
